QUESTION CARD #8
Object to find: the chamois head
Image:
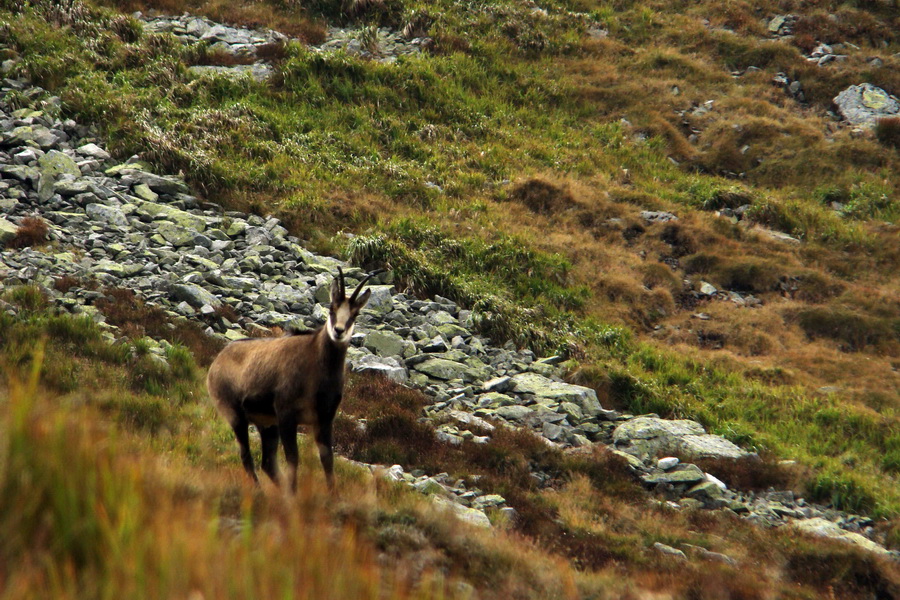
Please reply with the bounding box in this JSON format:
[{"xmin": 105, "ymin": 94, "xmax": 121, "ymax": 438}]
[{"xmin": 326, "ymin": 267, "xmax": 373, "ymax": 344}]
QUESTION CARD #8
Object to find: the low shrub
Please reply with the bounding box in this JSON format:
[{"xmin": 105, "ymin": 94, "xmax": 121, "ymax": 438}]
[
  {"xmin": 506, "ymin": 178, "xmax": 576, "ymax": 215},
  {"xmin": 875, "ymin": 117, "xmax": 900, "ymax": 150},
  {"xmin": 807, "ymin": 472, "xmax": 877, "ymax": 514},
  {"xmin": 693, "ymin": 454, "xmax": 797, "ymax": 491},
  {"xmin": 794, "ymin": 307, "xmax": 898, "ymax": 352},
  {"xmin": 5, "ymin": 217, "xmax": 49, "ymax": 249}
]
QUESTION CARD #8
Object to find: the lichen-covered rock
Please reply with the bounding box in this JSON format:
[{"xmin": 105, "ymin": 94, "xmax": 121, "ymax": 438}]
[
  {"xmin": 833, "ymin": 83, "xmax": 900, "ymax": 127},
  {"xmin": 37, "ymin": 150, "xmax": 81, "ymax": 201},
  {"xmin": 509, "ymin": 372, "xmax": 609, "ymax": 416},
  {"xmin": 349, "ymin": 354, "xmax": 409, "ymax": 383},
  {"xmin": 85, "ymin": 203, "xmax": 128, "ymax": 228},
  {"xmin": 0, "ymin": 217, "xmax": 17, "ymax": 244},
  {"xmin": 792, "ymin": 518, "xmax": 892, "ymax": 557},
  {"xmin": 171, "ymin": 283, "xmax": 221, "ymax": 308},
  {"xmin": 364, "ymin": 330, "xmax": 413, "ymax": 358},
  {"xmin": 642, "ymin": 464, "xmax": 706, "ymax": 485},
  {"xmin": 413, "ymin": 357, "xmax": 479, "ymax": 382},
  {"xmin": 613, "ymin": 417, "xmax": 750, "ymax": 461},
  {"xmin": 432, "ymin": 496, "xmax": 491, "ymax": 528},
  {"xmin": 134, "ymin": 201, "xmax": 206, "ymax": 231}
]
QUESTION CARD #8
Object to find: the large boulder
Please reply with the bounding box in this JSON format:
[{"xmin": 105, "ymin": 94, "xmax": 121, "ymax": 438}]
[
  {"xmin": 413, "ymin": 358, "xmax": 479, "ymax": 382},
  {"xmin": 613, "ymin": 417, "xmax": 751, "ymax": 461},
  {"xmin": 509, "ymin": 372, "xmax": 609, "ymax": 417},
  {"xmin": 833, "ymin": 83, "xmax": 900, "ymax": 127},
  {"xmin": 364, "ymin": 330, "xmax": 413, "ymax": 358},
  {"xmin": 350, "ymin": 354, "xmax": 409, "ymax": 383},
  {"xmin": 792, "ymin": 518, "xmax": 892, "ymax": 557},
  {"xmin": 134, "ymin": 200, "xmax": 207, "ymax": 231},
  {"xmin": 85, "ymin": 203, "xmax": 128, "ymax": 228},
  {"xmin": 171, "ymin": 283, "xmax": 221, "ymax": 309}
]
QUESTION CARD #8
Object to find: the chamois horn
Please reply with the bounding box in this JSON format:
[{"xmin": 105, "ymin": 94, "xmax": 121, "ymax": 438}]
[{"xmin": 336, "ymin": 266, "xmax": 346, "ymax": 298}]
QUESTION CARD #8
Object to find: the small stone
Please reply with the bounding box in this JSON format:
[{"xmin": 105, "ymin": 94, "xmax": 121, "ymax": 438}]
[
  {"xmin": 640, "ymin": 210, "xmax": 678, "ymax": 223},
  {"xmin": 77, "ymin": 143, "xmax": 111, "ymax": 160},
  {"xmin": 699, "ymin": 281, "xmax": 717, "ymax": 296},
  {"xmin": 482, "ymin": 375, "xmax": 512, "ymax": 393},
  {"xmin": 658, "ymin": 457, "xmax": 679, "ymax": 470}
]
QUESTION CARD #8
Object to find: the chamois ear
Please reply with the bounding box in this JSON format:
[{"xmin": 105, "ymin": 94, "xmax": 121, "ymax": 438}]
[{"xmin": 353, "ymin": 288, "xmax": 371, "ymax": 309}]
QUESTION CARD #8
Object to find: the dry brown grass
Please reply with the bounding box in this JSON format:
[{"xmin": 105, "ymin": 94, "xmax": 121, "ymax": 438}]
[
  {"xmin": 6, "ymin": 217, "xmax": 49, "ymax": 249},
  {"xmin": 505, "ymin": 177, "xmax": 577, "ymax": 215},
  {"xmin": 94, "ymin": 287, "xmax": 225, "ymax": 365},
  {"xmin": 876, "ymin": 116, "xmax": 900, "ymax": 150}
]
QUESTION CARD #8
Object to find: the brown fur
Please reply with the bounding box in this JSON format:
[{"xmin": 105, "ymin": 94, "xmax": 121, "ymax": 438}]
[{"xmin": 206, "ymin": 269, "xmax": 373, "ymax": 491}]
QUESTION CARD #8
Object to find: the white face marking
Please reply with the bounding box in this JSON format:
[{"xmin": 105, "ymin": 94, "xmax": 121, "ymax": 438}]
[{"xmin": 327, "ymin": 303, "xmax": 355, "ymax": 343}]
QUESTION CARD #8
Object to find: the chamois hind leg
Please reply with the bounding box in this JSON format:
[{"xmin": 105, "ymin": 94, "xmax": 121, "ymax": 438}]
[
  {"xmin": 260, "ymin": 425, "xmax": 280, "ymax": 485},
  {"xmin": 230, "ymin": 414, "xmax": 259, "ymax": 485},
  {"xmin": 277, "ymin": 412, "xmax": 299, "ymax": 492},
  {"xmin": 315, "ymin": 424, "xmax": 335, "ymax": 492}
]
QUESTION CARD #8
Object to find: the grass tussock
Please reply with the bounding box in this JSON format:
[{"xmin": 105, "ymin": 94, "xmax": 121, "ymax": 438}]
[
  {"xmin": 875, "ymin": 116, "xmax": 900, "ymax": 150},
  {"xmin": 5, "ymin": 217, "xmax": 49, "ymax": 249}
]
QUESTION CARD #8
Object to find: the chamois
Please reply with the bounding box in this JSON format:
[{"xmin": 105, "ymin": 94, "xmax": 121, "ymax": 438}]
[{"xmin": 207, "ymin": 267, "xmax": 374, "ymax": 491}]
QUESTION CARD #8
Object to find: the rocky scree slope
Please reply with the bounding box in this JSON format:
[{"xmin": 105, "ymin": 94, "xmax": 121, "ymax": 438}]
[
  {"xmin": 0, "ymin": 75, "xmax": 897, "ymax": 559},
  {"xmin": 138, "ymin": 11, "xmax": 432, "ymax": 82}
]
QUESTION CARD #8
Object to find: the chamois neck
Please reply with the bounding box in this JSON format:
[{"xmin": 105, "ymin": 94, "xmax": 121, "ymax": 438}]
[{"xmin": 316, "ymin": 326, "xmax": 349, "ymax": 360}]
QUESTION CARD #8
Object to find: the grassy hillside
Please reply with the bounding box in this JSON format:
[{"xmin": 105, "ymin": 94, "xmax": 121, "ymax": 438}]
[
  {"xmin": 2, "ymin": 286, "xmax": 899, "ymax": 598},
  {"xmin": 1, "ymin": 0, "xmax": 900, "ymax": 596}
]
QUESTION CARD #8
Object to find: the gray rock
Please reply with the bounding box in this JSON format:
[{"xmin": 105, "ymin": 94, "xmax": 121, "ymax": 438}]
[
  {"xmin": 413, "ymin": 358, "xmax": 478, "ymax": 382},
  {"xmin": 658, "ymin": 457, "xmax": 680, "ymax": 470},
  {"xmin": 678, "ymin": 434, "xmax": 750, "ymax": 460},
  {"xmin": 447, "ymin": 410, "xmax": 495, "ymax": 432},
  {"xmin": 509, "ymin": 372, "xmax": 609, "ymax": 417},
  {"xmin": 653, "ymin": 542, "xmax": 687, "ymax": 560},
  {"xmin": 482, "ymin": 375, "xmax": 512, "ymax": 392},
  {"xmin": 0, "ymin": 217, "xmax": 17, "ymax": 244},
  {"xmin": 432, "ymin": 496, "xmax": 491, "ymax": 528},
  {"xmin": 641, "ymin": 210, "xmax": 678, "ymax": 223},
  {"xmin": 135, "ymin": 201, "xmax": 206, "ymax": 231},
  {"xmin": 123, "ymin": 170, "xmax": 189, "ymax": 195},
  {"xmin": 699, "ymin": 281, "xmax": 717, "ymax": 296},
  {"xmin": 613, "ymin": 417, "xmax": 750, "ymax": 461},
  {"xmin": 363, "ymin": 285, "xmax": 395, "ymax": 315},
  {"xmin": 364, "ymin": 330, "xmax": 412, "ymax": 358},
  {"xmin": 37, "ymin": 150, "xmax": 81, "ymax": 201},
  {"xmin": 682, "ymin": 544, "xmax": 737, "ymax": 566},
  {"xmin": 77, "ymin": 143, "xmax": 111, "ymax": 160},
  {"xmin": 792, "ymin": 518, "xmax": 892, "ymax": 557},
  {"xmin": 157, "ymin": 222, "xmax": 197, "ymax": 247},
  {"xmin": 833, "ymin": 83, "xmax": 900, "ymax": 127},
  {"xmin": 350, "ymin": 354, "xmax": 409, "ymax": 383},
  {"xmin": 171, "ymin": 283, "xmax": 221, "ymax": 308},
  {"xmin": 0, "ymin": 164, "xmax": 39, "ymax": 183},
  {"xmin": 495, "ymin": 405, "xmax": 533, "ymax": 421},
  {"xmin": 642, "ymin": 464, "xmax": 706, "ymax": 485},
  {"xmin": 684, "ymin": 481, "xmax": 724, "ymax": 506},
  {"xmin": 85, "ymin": 203, "xmax": 128, "ymax": 228}
]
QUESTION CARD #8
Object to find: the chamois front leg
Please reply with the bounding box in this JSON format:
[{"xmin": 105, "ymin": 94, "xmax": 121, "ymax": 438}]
[
  {"xmin": 230, "ymin": 414, "xmax": 259, "ymax": 486},
  {"xmin": 315, "ymin": 423, "xmax": 335, "ymax": 492},
  {"xmin": 277, "ymin": 411, "xmax": 299, "ymax": 492}
]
